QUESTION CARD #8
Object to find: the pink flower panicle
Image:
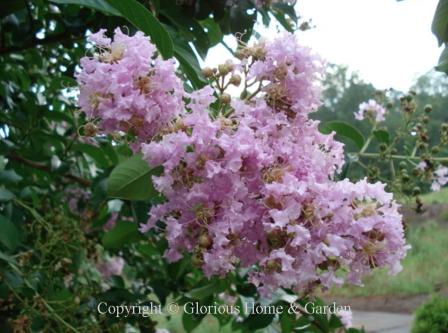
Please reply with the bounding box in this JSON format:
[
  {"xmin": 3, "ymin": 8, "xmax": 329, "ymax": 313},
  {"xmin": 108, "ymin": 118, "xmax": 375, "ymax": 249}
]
[
  {"xmin": 76, "ymin": 28, "xmax": 184, "ymax": 145},
  {"xmin": 78, "ymin": 30, "xmax": 409, "ymax": 296}
]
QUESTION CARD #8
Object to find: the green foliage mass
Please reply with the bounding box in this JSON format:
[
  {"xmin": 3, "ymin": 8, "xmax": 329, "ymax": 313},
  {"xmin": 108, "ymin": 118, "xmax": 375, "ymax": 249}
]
[{"xmin": 412, "ymin": 295, "xmax": 448, "ymax": 333}]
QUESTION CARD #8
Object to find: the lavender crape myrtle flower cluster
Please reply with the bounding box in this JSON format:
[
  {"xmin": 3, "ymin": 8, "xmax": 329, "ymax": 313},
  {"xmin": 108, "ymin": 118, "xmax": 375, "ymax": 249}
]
[{"xmin": 77, "ymin": 28, "xmax": 409, "ymax": 296}]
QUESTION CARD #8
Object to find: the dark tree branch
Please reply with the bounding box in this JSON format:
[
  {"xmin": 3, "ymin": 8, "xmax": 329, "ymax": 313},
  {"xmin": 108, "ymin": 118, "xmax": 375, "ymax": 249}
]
[{"xmin": 8, "ymin": 153, "xmax": 92, "ymax": 187}]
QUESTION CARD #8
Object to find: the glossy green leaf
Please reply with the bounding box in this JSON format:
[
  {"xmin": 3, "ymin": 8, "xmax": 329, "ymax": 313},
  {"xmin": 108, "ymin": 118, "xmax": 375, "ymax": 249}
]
[
  {"xmin": 0, "ymin": 214, "xmax": 20, "ymax": 251},
  {"xmin": 102, "ymin": 221, "xmax": 141, "ymax": 249},
  {"xmin": 320, "ymin": 121, "xmax": 365, "ymax": 150},
  {"xmin": 432, "ymin": 0, "xmax": 448, "ymax": 46},
  {"xmin": 105, "ymin": 0, "xmax": 174, "ymax": 58},
  {"xmin": 107, "ymin": 154, "xmax": 162, "ymax": 201},
  {"xmin": 174, "ymin": 43, "xmax": 207, "ymax": 89}
]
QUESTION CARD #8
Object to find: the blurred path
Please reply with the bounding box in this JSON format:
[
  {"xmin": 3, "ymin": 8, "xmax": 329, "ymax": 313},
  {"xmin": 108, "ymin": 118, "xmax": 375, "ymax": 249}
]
[{"xmin": 352, "ymin": 311, "xmax": 413, "ymax": 333}]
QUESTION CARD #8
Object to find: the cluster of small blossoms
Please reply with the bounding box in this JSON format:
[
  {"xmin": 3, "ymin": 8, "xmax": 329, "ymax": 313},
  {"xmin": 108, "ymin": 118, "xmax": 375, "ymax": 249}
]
[
  {"xmin": 78, "ymin": 30, "xmax": 409, "ymax": 296},
  {"xmin": 76, "ymin": 28, "xmax": 183, "ymax": 145},
  {"xmin": 97, "ymin": 256, "xmax": 125, "ymax": 279},
  {"xmin": 354, "ymin": 99, "xmax": 386, "ymax": 123}
]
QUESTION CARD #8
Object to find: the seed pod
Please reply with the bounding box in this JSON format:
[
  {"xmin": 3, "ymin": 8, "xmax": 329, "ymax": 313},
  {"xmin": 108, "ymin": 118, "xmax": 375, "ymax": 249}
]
[
  {"xmin": 424, "ymin": 104, "xmax": 432, "ymax": 113},
  {"xmin": 379, "ymin": 143, "xmax": 387, "ymax": 151},
  {"xmin": 402, "ymin": 173, "xmax": 410, "ymax": 182},
  {"xmin": 423, "ymin": 116, "xmax": 429, "ymax": 124},
  {"xmin": 399, "ymin": 161, "xmax": 407, "ymax": 170}
]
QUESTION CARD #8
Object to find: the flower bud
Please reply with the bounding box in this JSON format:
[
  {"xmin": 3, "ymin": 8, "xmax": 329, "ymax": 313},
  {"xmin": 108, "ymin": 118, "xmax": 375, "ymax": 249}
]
[
  {"xmin": 83, "ymin": 122, "xmax": 97, "ymax": 137},
  {"xmin": 219, "ymin": 93, "xmax": 231, "ymax": 104},
  {"xmin": 424, "ymin": 104, "xmax": 432, "ymax": 113},
  {"xmin": 235, "ymin": 49, "xmax": 246, "ymax": 60},
  {"xmin": 202, "ymin": 67, "xmax": 215, "ymax": 79},
  {"xmin": 198, "ymin": 233, "xmax": 212, "ymax": 249},
  {"xmin": 423, "ymin": 116, "xmax": 429, "ymax": 124},
  {"xmin": 229, "ymin": 74, "xmax": 241, "ymax": 87},
  {"xmin": 379, "ymin": 143, "xmax": 387, "ymax": 151},
  {"xmin": 418, "ymin": 142, "xmax": 427, "ymax": 150},
  {"xmin": 401, "ymin": 173, "xmax": 410, "ymax": 182},
  {"xmin": 431, "ymin": 146, "xmax": 440, "ymax": 154},
  {"xmin": 191, "ymin": 253, "xmax": 203, "ymax": 267},
  {"xmin": 399, "ymin": 161, "xmax": 407, "ymax": 170}
]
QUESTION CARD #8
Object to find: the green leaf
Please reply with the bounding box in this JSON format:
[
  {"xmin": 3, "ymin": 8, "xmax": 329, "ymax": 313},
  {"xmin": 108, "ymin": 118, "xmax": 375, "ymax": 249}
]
[
  {"xmin": 182, "ymin": 312, "xmax": 205, "ymax": 333},
  {"xmin": 373, "ymin": 129, "xmax": 390, "ymax": 144},
  {"xmin": 102, "ymin": 221, "xmax": 142, "ymax": 249},
  {"xmin": 174, "ymin": 43, "xmax": 207, "ymax": 90},
  {"xmin": 107, "ymin": 154, "xmax": 162, "ymax": 201},
  {"xmin": 159, "ymin": 0, "xmax": 210, "ymax": 58},
  {"xmin": 243, "ymin": 311, "xmax": 275, "ymax": 330},
  {"xmin": 0, "ymin": 214, "xmax": 20, "ymax": 251},
  {"xmin": 229, "ymin": 0, "xmax": 257, "ymax": 42},
  {"xmin": 0, "ymin": 169, "xmax": 22, "ymax": 184},
  {"xmin": 201, "ymin": 18, "xmax": 223, "ymax": 47},
  {"xmin": 49, "ymin": 0, "xmax": 121, "ymax": 16},
  {"xmin": 320, "ymin": 121, "xmax": 365, "ymax": 150},
  {"xmin": 432, "ymin": 0, "xmax": 448, "ymax": 46},
  {"xmin": 74, "ymin": 143, "xmax": 110, "ymax": 169},
  {"xmin": 436, "ymin": 45, "xmax": 448, "ymax": 74},
  {"xmin": 272, "ymin": 2, "xmax": 298, "ymax": 23},
  {"xmin": 105, "ymin": 0, "xmax": 174, "ymax": 58},
  {"xmin": 185, "ymin": 280, "xmax": 221, "ymax": 300},
  {"xmin": 0, "ymin": 187, "xmax": 14, "ymax": 201}
]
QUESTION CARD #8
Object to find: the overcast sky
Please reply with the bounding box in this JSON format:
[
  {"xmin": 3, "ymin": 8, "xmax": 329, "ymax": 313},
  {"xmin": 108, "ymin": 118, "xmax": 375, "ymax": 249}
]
[{"xmin": 205, "ymin": 0, "xmax": 442, "ymax": 92}]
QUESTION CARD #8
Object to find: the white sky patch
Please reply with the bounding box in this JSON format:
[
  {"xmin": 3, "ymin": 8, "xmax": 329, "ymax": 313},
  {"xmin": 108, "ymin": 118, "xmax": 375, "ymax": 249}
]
[{"xmin": 204, "ymin": 0, "xmax": 443, "ymax": 92}]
